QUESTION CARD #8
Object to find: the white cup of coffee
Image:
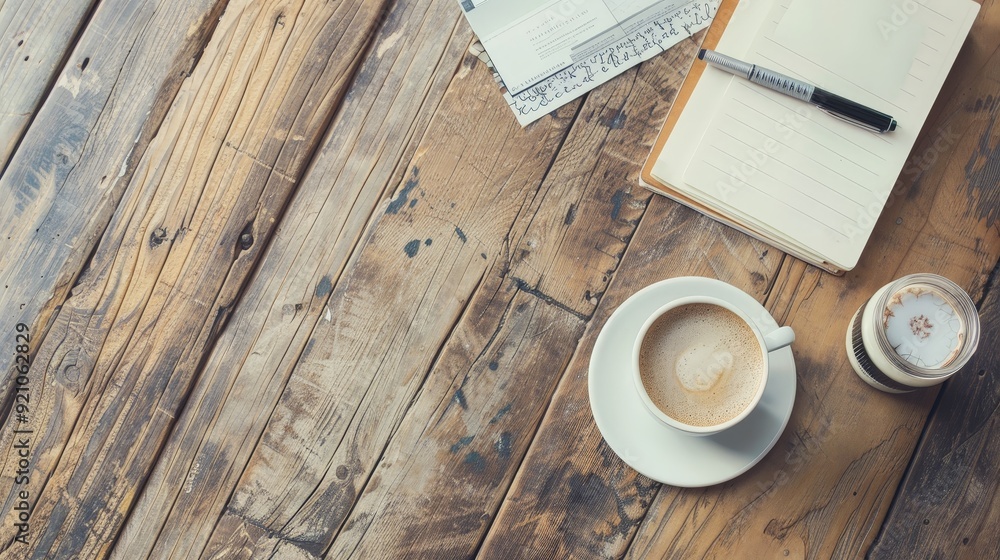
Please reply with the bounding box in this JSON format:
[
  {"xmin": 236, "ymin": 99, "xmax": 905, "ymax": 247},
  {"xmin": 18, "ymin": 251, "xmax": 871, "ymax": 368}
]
[{"xmin": 632, "ymin": 296, "xmax": 795, "ymax": 436}]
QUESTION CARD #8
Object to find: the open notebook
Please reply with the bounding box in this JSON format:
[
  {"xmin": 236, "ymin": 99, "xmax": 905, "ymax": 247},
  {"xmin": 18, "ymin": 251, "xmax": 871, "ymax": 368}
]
[{"xmin": 641, "ymin": 0, "xmax": 979, "ymax": 273}]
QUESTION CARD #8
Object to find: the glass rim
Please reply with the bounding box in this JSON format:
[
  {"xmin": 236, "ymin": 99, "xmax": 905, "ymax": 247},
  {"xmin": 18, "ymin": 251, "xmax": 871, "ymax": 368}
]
[{"xmin": 871, "ymin": 273, "xmax": 980, "ymax": 379}]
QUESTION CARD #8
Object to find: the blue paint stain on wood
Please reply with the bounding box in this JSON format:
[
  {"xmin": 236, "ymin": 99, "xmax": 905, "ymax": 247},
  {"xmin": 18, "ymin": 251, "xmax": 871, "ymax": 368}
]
[
  {"xmin": 464, "ymin": 451, "xmax": 486, "ymax": 472},
  {"xmin": 488, "ymin": 361, "xmax": 499, "ymax": 371},
  {"xmin": 567, "ymin": 473, "xmax": 622, "ymax": 524},
  {"xmin": 387, "ymin": 179, "xmax": 417, "ymax": 214},
  {"xmin": 424, "ymin": 238, "xmax": 432, "ymax": 246},
  {"xmin": 455, "ymin": 227, "xmax": 467, "ymax": 242},
  {"xmin": 610, "ymin": 189, "xmax": 627, "ymax": 221},
  {"xmin": 599, "ymin": 109, "xmax": 627, "ymax": 129},
  {"xmin": 149, "ymin": 227, "xmax": 168, "ymax": 248},
  {"xmin": 404, "ymin": 239, "xmax": 421, "ymax": 257},
  {"xmin": 454, "ymin": 389, "xmax": 468, "ymax": 410},
  {"xmin": 495, "ymin": 432, "xmax": 512, "ymax": 459},
  {"xmin": 450, "ymin": 435, "xmax": 474, "ymax": 453},
  {"xmin": 490, "ymin": 403, "xmax": 512, "ymax": 424},
  {"xmin": 315, "ymin": 276, "xmax": 333, "ymax": 297},
  {"xmin": 970, "ymin": 94, "xmax": 999, "ymax": 113},
  {"xmin": 386, "ymin": 167, "xmax": 420, "ymax": 214}
]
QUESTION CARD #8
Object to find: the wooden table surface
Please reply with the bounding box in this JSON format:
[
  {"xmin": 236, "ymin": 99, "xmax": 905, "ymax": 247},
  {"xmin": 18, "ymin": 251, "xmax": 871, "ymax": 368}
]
[{"xmin": 0, "ymin": 0, "xmax": 997, "ymax": 557}]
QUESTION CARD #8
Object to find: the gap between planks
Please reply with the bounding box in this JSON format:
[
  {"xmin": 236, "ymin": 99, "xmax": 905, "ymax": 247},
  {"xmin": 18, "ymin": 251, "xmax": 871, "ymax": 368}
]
[{"xmin": 325, "ymin": 98, "xmax": 589, "ymax": 556}]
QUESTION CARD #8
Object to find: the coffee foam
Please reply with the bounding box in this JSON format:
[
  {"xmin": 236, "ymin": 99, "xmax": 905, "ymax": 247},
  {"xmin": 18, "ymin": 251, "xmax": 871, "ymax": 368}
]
[
  {"xmin": 882, "ymin": 285, "xmax": 965, "ymax": 369},
  {"xmin": 639, "ymin": 303, "xmax": 764, "ymax": 427}
]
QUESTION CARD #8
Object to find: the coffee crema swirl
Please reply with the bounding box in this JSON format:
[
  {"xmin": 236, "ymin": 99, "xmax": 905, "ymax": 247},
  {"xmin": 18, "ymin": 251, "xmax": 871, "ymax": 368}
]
[{"xmin": 639, "ymin": 303, "xmax": 764, "ymax": 427}]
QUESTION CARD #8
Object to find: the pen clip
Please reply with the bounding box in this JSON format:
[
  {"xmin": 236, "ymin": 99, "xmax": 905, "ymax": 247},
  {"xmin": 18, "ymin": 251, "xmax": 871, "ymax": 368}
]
[{"xmin": 817, "ymin": 107, "xmax": 884, "ymax": 133}]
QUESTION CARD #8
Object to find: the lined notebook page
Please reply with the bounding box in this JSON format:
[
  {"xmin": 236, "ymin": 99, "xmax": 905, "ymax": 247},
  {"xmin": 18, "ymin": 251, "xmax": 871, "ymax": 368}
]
[{"xmin": 678, "ymin": 0, "xmax": 979, "ymax": 269}]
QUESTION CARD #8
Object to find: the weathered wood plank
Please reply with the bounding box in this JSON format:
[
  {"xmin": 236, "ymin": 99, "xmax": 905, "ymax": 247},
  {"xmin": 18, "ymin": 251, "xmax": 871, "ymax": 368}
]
[
  {"xmin": 476, "ymin": 196, "xmax": 780, "ymax": 558},
  {"xmin": 195, "ymin": 40, "xmax": 580, "ymax": 559},
  {"xmin": 0, "ymin": 0, "xmax": 991, "ymax": 556},
  {"xmin": 481, "ymin": 3, "xmax": 1000, "ymax": 559},
  {"xmin": 323, "ymin": 37, "xmax": 720, "ymax": 560},
  {"xmin": 0, "ymin": 0, "xmax": 97, "ymax": 169},
  {"xmin": 620, "ymin": 4, "xmax": 1000, "ymax": 558},
  {"xmin": 111, "ymin": 1, "xmax": 472, "ymax": 557},
  {"xmin": 0, "ymin": 0, "xmax": 389, "ymax": 555},
  {"xmin": 331, "ymin": 278, "xmax": 588, "ymax": 558},
  {"xmin": 503, "ymin": 67, "xmax": 683, "ymax": 319},
  {"xmin": 0, "ymin": 0, "xmax": 224, "ymax": 400},
  {"xmin": 868, "ymin": 264, "xmax": 1000, "ymax": 559}
]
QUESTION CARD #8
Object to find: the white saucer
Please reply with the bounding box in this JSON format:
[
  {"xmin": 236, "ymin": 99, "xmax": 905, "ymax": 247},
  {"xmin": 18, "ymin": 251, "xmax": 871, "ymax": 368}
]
[{"xmin": 588, "ymin": 277, "xmax": 796, "ymax": 487}]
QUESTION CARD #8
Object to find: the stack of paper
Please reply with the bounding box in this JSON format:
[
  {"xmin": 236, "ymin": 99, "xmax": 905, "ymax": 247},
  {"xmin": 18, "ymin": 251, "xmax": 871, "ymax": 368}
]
[{"xmin": 457, "ymin": 0, "xmax": 721, "ymax": 125}]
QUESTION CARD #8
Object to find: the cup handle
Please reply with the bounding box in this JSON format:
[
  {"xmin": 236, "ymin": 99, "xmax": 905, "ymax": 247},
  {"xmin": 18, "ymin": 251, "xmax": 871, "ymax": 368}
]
[{"xmin": 763, "ymin": 326, "xmax": 795, "ymax": 352}]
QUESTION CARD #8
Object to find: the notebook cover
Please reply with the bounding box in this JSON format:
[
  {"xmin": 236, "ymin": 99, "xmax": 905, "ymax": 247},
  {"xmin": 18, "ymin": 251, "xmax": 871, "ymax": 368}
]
[{"xmin": 639, "ymin": 0, "xmax": 843, "ymax": 275}]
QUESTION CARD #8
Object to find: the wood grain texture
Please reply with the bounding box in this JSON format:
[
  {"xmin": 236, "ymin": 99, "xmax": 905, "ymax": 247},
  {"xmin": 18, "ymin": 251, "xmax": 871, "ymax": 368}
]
[
  {"xmin": 0, "ymin": 0, "xmax": 387, "ymax": 555},
  {"xmin": 480, "ymin": 3, "xmax": 1000, "ymax": 559},
  {"xmin": 112, "ymin": 0, "xmax": 471, "ymax": 556},
  {"xmin": 477, "ymin": 200, "xmax": 781, "ymax": 558},
  {"xmin": 868, "ymin": 266, "xmax": 1000, "ymax": 559},
  {"xmin": 324, "ymin": 36, "xmax": 708, "ymax": 560},
  {"xmin": 0, "ymin": 0, "xmax": 223, "ymax": 401},
  {"xmin": 0, "ymin": 0, "xmax": 97, "ymax": 169},
  {"xmin": 196, "ymin": 45, "xmax": 579, "ymax": 558},
  {"xmin": 0, "ymin": 0, "xmax": 996, "ymax": 556},
  {"xmin": 869, "ymin": 22, "xmax": 1000, "ymax": 551},
  {"xmin": 623, "ymin": 2, "xmax": 1000, "ymax": 558},
  {"xmin": 330, "ymin": 276, "xmax": 587, "ymax": 559}
]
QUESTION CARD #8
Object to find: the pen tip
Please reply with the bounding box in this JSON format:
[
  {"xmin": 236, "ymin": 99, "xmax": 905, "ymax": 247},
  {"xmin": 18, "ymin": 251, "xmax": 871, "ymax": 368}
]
[
  {"xmin": 698, "ymin": 49, "xmax": 706, "ymax": 60},
  {"xmin": 888, "ymin": 120, "xmax": 897, "ymax": 132}
]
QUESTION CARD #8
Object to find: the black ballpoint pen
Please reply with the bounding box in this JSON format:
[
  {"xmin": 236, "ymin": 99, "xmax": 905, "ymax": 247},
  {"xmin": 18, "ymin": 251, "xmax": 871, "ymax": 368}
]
[{"xmin": 698, "ymin": 49, "xmax": 897, "ymax": 133}]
